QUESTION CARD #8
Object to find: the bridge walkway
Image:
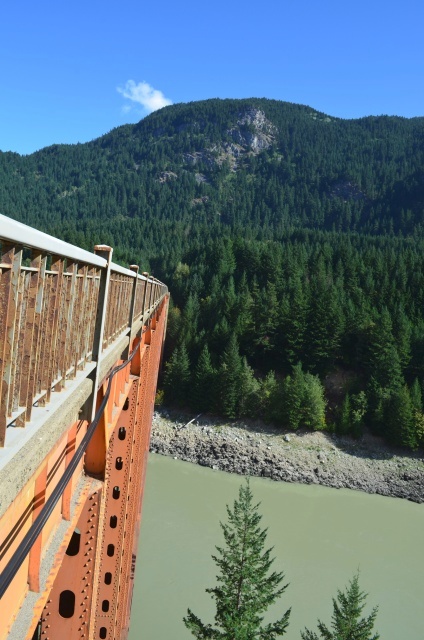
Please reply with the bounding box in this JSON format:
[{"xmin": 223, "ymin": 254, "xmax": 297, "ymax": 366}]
[{"xmin": 0, "ymin": 214, "xmax": 169, "ymax": 640}]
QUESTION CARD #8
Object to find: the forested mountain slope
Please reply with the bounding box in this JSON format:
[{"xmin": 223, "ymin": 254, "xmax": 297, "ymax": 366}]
[{"xmin": 1, "ymin": 98, "xmax": 424, "ymax": 447}]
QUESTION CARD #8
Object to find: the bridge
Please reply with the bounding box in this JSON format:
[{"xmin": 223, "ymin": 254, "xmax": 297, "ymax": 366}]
[{"xmin": 0, "ymin": 214, "xmax": 169, "ymax": 640}]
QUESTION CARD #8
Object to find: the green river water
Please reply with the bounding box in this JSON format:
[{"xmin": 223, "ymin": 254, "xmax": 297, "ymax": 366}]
[{"xmin": 128, "ymin": 454, "xmax": 424, "ymax": 640}]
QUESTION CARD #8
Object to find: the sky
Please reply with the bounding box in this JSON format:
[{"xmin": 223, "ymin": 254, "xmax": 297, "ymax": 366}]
[{"xmin": 1, "ymin": 0, "xmax": 423, "ymax": 155}]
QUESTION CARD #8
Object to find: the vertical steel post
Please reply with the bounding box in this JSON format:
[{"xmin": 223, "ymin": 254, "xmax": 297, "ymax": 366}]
[
  {"xmin": 141, "ymin": 272, "xmax": 149, "ymax": 319},
  {"xmin": 0, "ymin": 243, "xmax": 22, "ymax": 445},
  {"xmin": 122, "ymin": 265, "xmax": 139, "ymax": 361},
  {"xmin": 88, "ymin": 246, "xmax": 113, "ymax": 422}
]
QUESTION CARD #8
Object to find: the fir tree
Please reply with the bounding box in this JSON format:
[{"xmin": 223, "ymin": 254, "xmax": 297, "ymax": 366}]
[
  {"xmin": 410, "ymin": 378, "xmax": 422, "ymax": 412},
  {"xmin": 392, "ymin": 307, "xmax": 412, "ymax": 372},
  {"xmin": 260, "ymin": 371, "xmax": 280, "ymax": 423},
  {"xmin": 281, "ymin": 278, "xmax": 308, "ymax": 367},
  {"xmin": 386, "ymin": 384, "xmax": 416, "ymax": 449},
  {"xmin": 338, "ymin": 392, "xmax": 367, "ymax": 438},
  {"xmin": 306, "ymin": 278, "xmax": 344, "ymax": 374},
  {"xmin": 184, "ymin": 480, "xmax": 291, "ymax": 639},
  {"xmin": 235, "ymin": 272, "xmax": 253, "ymax": 343},
  {"xmin": 302, "ymin": 371, "xmax": 327, "ymax": 431},
  {"xmin": 192, "ymin": 344, "xmax": 216, "ymax": 412},
  {"xmin": 280, "ymin": 364, "xmax": 326, "ymax": 431},
  {"xmin": 350, "ymin": 392, "xmax": 367, "ymax": 439},
  {"xmin": 366, "ymin": 310, "xmax": 403, "ymax": 391},
  {"xmin": 338, "ymin": 393, "xmax": 352, "ymax": 436},
  {"xmin": 301, "ymin": 573, "xmax": 380, "ymax": 640},
  {"xmin": 239, "ymin": 357, "xmax": 261, "ymax": 418},
  {"xmin": 218, "ymin": 335, "xmax": 243, "ymax": 419},
  {"xmin": 280, "ymin": 364, "xmax": 305, "ymax": 430},
  {"xmin": 163, "ymin": 344, "xmax": 190, "ymax": 407},
  {"xmin": 410, "ymin": 378, "xmax": 424, "ymax": 447}
]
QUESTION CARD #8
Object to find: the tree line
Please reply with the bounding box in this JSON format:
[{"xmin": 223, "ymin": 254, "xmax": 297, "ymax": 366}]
[{"xmin": 162, "ymin": 233, "xmax": 424, "ymax": 449}]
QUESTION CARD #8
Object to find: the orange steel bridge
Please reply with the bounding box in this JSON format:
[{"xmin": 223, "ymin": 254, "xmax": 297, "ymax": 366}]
[{"xmin": 0, "ymin": 214, "xmax": 169, "ymax": 640}]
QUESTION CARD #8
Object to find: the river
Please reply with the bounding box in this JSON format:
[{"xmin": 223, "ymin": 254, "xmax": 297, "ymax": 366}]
[{"xmin": 128, "ymin": 454, "xmax": 424, "ymax": 640}]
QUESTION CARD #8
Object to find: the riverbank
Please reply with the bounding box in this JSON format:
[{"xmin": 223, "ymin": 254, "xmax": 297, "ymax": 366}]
[{"xmin": 149, "ymin": 410, "xmax": 424, "ymax": 503}]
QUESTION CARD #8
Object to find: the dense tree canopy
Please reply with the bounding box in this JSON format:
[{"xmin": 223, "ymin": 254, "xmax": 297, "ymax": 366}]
[{"xmin": 2, "ymin": 98, "xmax": 424, "ymax": 447}]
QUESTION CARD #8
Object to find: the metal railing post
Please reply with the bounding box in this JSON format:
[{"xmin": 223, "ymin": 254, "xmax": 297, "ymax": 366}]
[
  {"xmin": 0, "ymin": 243, "xmax": 22, "ymax": 446},
  {"xmin": 122, "ymin": 265, "xmax": 139, "ymax": 360},
  {"xmin": 147, "ymin": 277, "xmax": 154, "ymax": 314},
  {"xmin": 141, "ymin": 272, "xmax": 149, "ymax": 318},
  {"xmin": 87, "ymin": 245, "xmax": 113, "ymax": 421}
]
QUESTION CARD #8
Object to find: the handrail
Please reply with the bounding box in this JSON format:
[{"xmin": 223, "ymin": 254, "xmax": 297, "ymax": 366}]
[
  {"xmin": 0, "ymin": 213, "xmax": 168, "ymax": 444},
  {"xmin": 0, "ymin": 214, "xmax": 107, "ymax": 268},
  {"xmin": 0, "ymin": 213, "xmax": 166, "ymax": 287},
  {"xmin": 0, "ymin": 332, "xmax": 145, "ymax": 601}
]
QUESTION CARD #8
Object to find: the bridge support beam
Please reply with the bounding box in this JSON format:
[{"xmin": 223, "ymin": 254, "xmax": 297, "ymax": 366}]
[{"xmin": 30, "ymin": 299, "xmax": 166, "ymax": 640}]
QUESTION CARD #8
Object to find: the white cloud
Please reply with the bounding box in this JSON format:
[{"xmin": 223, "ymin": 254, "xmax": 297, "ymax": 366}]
[{"xmin": 117, "ymin": 80, "xmax": 172, "ymax": 113}]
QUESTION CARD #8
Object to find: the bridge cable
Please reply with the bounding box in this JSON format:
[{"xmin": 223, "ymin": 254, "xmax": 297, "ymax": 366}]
[{"xmin": 0, "ymin": 326, "xmax": 148, "ymax": 601}]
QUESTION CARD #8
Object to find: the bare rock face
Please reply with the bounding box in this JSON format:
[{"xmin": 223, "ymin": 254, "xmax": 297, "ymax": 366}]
[
  {"xmin": 194, "ymin": 173, "xmax": 208, "ymax": 184},
  {"xmin": 191, "ymin": 196, "xmax": 209, "ymax": 206},
  {"xmin": 157, "ymin": 171, "xmax": 178, "ymax": 183},
  {"xmin": 228, "ymin": 108, "xmax": 277, "ymax": 152},
  {"xmin": 182, "ymin": 151, "xmax": 216, "ymax": 169},
  {"xmin": 182, "ymin": 108, "xmax": 278, "ymax": 173}
]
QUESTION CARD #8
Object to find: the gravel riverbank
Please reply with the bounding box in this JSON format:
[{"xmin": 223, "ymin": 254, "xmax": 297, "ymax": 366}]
[{"xmin": 150, "ymin": 410, "xmax": 424, "ymax": 503}]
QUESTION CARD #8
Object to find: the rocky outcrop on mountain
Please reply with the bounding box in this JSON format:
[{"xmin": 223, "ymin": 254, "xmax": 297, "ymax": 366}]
[
  {"xmin": 157, "ymin": 171, "xmax": 178, "ymax": 183},
  {"xmin": 181, "ymin": 108, "xmax": 277, "ymax": 172},
  {"xmin": 228, "ymin": 108, "xmax": 277, "ymax": 152}
]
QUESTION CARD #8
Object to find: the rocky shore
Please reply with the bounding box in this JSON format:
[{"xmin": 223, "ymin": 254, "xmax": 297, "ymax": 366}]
[{"xmin": 150, "ymin": 410, "xmax": 424, "ymax": 503}]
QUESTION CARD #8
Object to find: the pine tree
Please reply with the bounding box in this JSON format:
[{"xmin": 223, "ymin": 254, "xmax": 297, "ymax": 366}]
[
  {"xmin": 184, "ymin": 481, "xmax": 291, "ymax": 639},
  {"xmin": 281, "ymin": 277, "xmax": 308, "ymax": 367},
  {"xmin": 281, "ymin": 366, "xmax": 304, "ymax": 431},
  {"xmin": 260, "ymin": 371, "xmax": 280, "ymax": 423},
  {"xmin": 192, "ymin": 344, "xmax": 216, "ymax": 412},
  {"xmin": 301, "ymin": 573, "xmax": 380, "ymax": 640},
  {"xmin": 366, "ymin": 310, "xmax": 403, "ymax": 391},
  {"xmin": 350, "ymin": 392, "xmax": 367, "ymax": 439},
  {"xmin": 302, "ymin": 372, "xmax": 327, "ymax": 431},
  {"xmin": 410, "ymin": 377, "xmax": 422, "ymax": 412},
  {"xmin": 239, "ymin": 357, "xmax": 261, "ymax": 418},
  {"xmin": 235, "ymin": 272, "xmax": 253, "ymax": 343},
  {"xmin": 392, "ymin": 307, "xmax": 412, "ymax": 372},
  {"xmin": 163, "ymin": 344, "xmax": 190, "ymax": 407},
  {"xmin": 338, "ymin": 393, "xmax": 352, "ymax": 436},
  {"xmin": 306, "ymin": 278, "xmax": 344, "ymax": 374},
  {"xmin": 218, "ymin": 335, "xmax": 243, "ymax": 419},
  {"xmin": 386, "ymin": 384, "xmax": 416, "ymax": 449},
  {"xmin": 410, "ymin": 378, "xmax": 424, "ymax": 448},
  {"xmin": 280, "ymin": 364, "xmax": 326, "ymax": 431}
]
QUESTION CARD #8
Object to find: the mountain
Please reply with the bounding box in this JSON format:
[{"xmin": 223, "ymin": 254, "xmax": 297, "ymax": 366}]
[
  {"xmin": 1, "ymin": 98, "xmax": 424, "ymax": 447},
  {"xmin": 1, "ymin": 98, "xmax": 424, "ymax": 265}
]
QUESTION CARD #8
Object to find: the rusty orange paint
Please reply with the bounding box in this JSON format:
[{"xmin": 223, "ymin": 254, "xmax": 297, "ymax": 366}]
[
  {"xmin": 85, "ymin": 364, "xmax": 133, "ymax": 476},
  {"xmin": 84, "ymin": 388, "xmax": 107, "ymax": 477},
  {"xmin": 36, "ymin": 485, "xmax": 102, "ymax": 640},
  {"xmin": 0, "ymin": 295, "xmax": 169, "ymax": 640},
  {"xmin": 62, "ymin": 422, "xmax": 78, "ymax": 521},
  {"xmin": 0, "ymin": 417, "xmax": 90, "ymax": 639},
  {"xmin": 24, "ymin": 478, "xmax": 98, "ymax": 640},
  {"xmin": 28, "ymin": 464, "xmax": 48, "ymax": 592}
]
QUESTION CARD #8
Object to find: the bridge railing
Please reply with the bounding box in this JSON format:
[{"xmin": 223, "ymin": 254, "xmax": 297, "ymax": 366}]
[{"xmin": 0, "ymin": 214, "xmax": 167, "ymax": 447}]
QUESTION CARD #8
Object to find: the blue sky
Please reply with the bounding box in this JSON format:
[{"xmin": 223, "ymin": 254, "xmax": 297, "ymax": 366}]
[{"xmin": 1, "ymin": 0, "xmax": 423, "ymax": 155}]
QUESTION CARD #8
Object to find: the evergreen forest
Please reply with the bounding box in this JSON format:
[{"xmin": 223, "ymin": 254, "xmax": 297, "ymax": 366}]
[{"xmin": 1, "ymin": 97, "xmax": 424, "ymax": 448}]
